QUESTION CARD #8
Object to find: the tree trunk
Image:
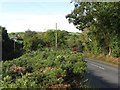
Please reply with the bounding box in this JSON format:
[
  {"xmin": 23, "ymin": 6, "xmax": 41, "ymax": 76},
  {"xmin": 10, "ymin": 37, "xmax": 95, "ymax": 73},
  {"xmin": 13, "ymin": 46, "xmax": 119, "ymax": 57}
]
[{"xmin": 108, "ymin": 47, "xmax": 112, "ymax": 56}]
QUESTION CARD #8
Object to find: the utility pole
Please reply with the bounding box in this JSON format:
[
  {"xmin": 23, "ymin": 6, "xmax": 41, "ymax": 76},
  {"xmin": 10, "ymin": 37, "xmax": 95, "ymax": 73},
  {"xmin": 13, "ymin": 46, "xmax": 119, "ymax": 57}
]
[{"xmin": 55, "ymin": 23, "xmax": 57, "ymax": 49}]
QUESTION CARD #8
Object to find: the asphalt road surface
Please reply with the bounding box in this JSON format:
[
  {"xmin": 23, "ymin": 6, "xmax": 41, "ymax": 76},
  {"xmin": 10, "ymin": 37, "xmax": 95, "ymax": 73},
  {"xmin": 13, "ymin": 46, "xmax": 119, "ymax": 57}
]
[{"xmin": 85, "ymin": 58, "xmax": 119, "ymax": 89}]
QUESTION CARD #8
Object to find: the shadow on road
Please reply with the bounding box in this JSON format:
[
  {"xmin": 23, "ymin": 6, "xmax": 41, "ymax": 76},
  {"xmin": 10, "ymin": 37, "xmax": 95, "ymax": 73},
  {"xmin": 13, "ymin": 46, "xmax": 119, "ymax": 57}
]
[{"xmin": 86, "ymin": 70, "xmax": 119, "ymax": 89}]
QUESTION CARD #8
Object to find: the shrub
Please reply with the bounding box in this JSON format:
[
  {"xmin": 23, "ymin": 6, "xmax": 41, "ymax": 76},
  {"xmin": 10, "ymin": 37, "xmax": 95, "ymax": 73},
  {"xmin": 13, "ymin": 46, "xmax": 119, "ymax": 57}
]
[{"xmin": 2, "ymin": 49, "xmax": 87, "ymax": 89}]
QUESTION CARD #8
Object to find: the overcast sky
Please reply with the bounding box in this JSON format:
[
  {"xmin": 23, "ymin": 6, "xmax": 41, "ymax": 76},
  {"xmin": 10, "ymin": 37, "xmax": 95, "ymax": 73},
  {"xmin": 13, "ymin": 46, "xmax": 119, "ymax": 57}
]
[{"xmin": 0, "ymin": 0, "xmax": 81, "ymax": 33}]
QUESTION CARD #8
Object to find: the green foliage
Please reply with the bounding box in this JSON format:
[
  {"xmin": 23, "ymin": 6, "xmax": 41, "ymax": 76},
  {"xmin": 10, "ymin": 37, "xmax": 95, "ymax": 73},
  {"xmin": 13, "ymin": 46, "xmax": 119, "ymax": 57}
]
[
  {"xmin": 9, "ymin": 32, "xmax": 24, "ymax": 39},
  {"xmin": 23, "ymin": 30, "xmax": 69, "ymax": 52},
  {"xmin": 2, "ymin": 73, "xmax": 38, "ymax": 89},
  {"xmin": 67, "ymin": 33, "xmax": 83, "ymax": 49},
  {"xmin": 56, "ymin": 30, "xmax": 68, "ymax": 48},
  {"xmin": 66, "ymin": 2, "xmax": 120, "ymax": 57},
  {"xmin": 23, "ymin": 30, "xmax": 45, "ymax": 52},
  {"xmin": 43, "ymin": 30, "xmax": 68, "ymax": 48},
  {"xmin": 110, "ymin": 34, "xmax": 120, "ymax": 57},
  {"xmin": 2, "ymin": 49, "xmax": 87, "ymax": 88},
  {"xmin": 43, "ymin": 30, "xmax": 55, "ymax": 47}
]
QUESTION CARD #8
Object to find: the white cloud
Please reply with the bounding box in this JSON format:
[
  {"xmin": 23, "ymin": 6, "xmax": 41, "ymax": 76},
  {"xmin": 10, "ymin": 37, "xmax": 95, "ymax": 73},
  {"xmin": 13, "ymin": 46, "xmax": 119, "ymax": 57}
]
[{"xmin": 0, "ymin": 13, "xmax": 80, "ymax": 33}]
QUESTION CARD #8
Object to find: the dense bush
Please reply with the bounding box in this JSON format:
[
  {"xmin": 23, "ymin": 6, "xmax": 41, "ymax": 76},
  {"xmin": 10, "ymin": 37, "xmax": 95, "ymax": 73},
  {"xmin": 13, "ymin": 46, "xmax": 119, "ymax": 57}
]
[{"xmin": 1, "ymin": 49, "xmax": 87, "ymax": 89}]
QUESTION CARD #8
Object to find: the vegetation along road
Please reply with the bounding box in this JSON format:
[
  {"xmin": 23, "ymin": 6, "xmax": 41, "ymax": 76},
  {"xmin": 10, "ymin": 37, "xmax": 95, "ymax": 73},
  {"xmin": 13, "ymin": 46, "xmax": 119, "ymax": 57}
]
[{"xmin": 85, "ymin": 58, "xmax": 119, "ymax": 89}]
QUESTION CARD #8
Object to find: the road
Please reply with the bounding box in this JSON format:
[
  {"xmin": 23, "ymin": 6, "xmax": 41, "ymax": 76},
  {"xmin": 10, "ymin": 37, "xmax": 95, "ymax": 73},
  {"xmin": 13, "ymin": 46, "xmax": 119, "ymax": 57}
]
[{"xmin": 85, "ymin": 58, "xmax": 119, "ymax": 89}]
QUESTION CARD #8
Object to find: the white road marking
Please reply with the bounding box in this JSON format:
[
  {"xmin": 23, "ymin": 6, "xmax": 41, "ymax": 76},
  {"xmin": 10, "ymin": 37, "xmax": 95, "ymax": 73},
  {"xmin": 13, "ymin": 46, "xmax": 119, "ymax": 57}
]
[{"xmin": 91, "ymin": 63, "xmax": 105, "ymax": 70}]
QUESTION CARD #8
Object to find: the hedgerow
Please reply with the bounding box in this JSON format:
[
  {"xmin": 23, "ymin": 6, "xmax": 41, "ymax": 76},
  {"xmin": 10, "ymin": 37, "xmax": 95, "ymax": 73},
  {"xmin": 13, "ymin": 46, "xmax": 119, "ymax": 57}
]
[{"xmin": 1, "ymin": 48, "xmax": 87, "ymax": 89}]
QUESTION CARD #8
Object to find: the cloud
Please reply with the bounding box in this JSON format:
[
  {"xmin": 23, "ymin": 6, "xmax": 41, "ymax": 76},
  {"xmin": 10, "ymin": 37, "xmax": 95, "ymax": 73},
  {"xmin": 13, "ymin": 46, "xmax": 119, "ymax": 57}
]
[{"xmin": 0, "ymin": 13, "xmax": 80, "ymax": 33}]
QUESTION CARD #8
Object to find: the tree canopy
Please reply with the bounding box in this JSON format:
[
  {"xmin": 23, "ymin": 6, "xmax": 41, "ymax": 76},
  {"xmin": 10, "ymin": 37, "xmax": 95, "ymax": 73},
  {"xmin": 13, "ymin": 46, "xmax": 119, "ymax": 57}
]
[{"xmin": 66, "ymin": 2, "xmax": 120, "ymax": 57}]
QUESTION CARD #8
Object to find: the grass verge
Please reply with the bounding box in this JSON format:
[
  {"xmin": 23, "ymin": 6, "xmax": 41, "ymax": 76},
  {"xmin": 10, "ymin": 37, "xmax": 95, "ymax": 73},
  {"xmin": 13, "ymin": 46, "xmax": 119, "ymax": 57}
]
[{"xmin": 84, "ymin": 52, "xmax": 120, "ymax": 67}]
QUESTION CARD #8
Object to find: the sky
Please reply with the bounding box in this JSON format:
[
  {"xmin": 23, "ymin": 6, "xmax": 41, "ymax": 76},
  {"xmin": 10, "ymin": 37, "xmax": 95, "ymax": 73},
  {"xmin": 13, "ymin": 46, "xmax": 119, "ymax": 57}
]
[{"xmin": 0, "ymin": 0, "xmax": 81, "ymax": 33}]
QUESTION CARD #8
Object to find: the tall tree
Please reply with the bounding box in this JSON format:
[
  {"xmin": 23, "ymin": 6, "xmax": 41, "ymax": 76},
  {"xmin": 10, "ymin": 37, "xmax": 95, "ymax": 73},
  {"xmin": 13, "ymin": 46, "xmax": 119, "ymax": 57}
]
[{"xmin": 66, "ymin": 2, "xmax": 120, "ymax": 57}]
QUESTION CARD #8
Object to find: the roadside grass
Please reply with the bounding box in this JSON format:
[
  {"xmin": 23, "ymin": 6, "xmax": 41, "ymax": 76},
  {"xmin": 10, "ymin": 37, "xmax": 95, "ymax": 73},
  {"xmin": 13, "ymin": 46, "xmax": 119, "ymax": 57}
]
[
  {"xmin": 84, "ymin": 52, "xmax": 120, "ymax": 67},
  {"xmin": 0, "ymin": 61, "xmax": 2, "ymax": 75}
]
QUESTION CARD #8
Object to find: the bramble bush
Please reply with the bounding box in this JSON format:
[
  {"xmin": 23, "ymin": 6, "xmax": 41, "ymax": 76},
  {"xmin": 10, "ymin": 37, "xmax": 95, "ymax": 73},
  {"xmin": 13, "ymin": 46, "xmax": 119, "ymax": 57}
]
[{"xmin": 1, "ymin": 48, "xmax": 87, "ymax": 89}]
